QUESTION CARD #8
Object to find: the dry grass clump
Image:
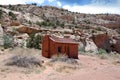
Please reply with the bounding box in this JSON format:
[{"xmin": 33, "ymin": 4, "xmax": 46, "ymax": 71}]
[
  {"xmin": 98, "ymin": 52, "xmax": 120, "ymax": 60},
  {"xmin": 98, "ymin": 54, "xmax": 109, "ymax": 59},
  {"xmin": 51, "ymin": 54, "xmax": 78, "ymax": 65},
  {"xmin": 47, "ymin": 54, "xmax": 80, "ymax": 73},
  {"xmin": 54, "ymin": 63, "xmax": 79, "ymax": 73},
  {"xmin": 5, "ymin": 55, "xmax": 44, "ymax": 68},
  {"xmin": 112, "ymin": 60, "xmax": 120, "ymax": 66},
  {"xmin": 50, "ymin": 57, "xmax": 78, "ymax": 65}
]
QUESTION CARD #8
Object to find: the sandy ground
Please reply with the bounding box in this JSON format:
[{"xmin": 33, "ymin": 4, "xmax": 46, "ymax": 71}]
[{"xmin": 0, "ymin": 47, "xmax": 120, "ymax": 80}]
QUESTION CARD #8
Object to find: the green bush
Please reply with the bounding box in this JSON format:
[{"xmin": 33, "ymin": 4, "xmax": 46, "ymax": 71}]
[
  {"xmin": 36, "ymin": 21, "xmax": 41, "ymax": 27},
  {"xmin": 3, "ymin": 35, "xmax": 14, "ymax": 49},
  {"xmin": 9, "ymin": 5, "xmax": 15, "ymax": 10},
  {"xmin": 92, "ymin": 30, "xmax": 97, "ymax": 33},
  {"xmin": 26, "ymin": 33, "xmax": 42, "ymax": 49},
  {"xmin": 9, "ymin": 11, "xmax": 17, "ymax": 20},
  {"xmin": 41, "ymin": 21, "xmax": 47, "ymax": 26},
  {"xmin": 60, "ymin": 23, "xmax": 64, "ymax": 28},
  {"xmin": 0, "ymin": 5, "xmax": 3, "ymax": 7},
  {"xmin": 37, "ymin": 19, "xmax": 64, "ymax": 28},
  {"xmin": 12, "ymin": 27, "xmax": 17, "ymax": 33},
  {"xmin": 98, "ymin": 48, "xmax": 107, "ymax": 54},
  {"xmin": 28, "ymin": 20, "xmax": 32, "ymax": 25},
  {"xmin": 96, "ymin": 27, "xmax": 102, "ymax": 31}
]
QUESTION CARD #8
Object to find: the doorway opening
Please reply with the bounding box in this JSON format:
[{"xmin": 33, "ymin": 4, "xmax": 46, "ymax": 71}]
[{"xmin": 58, "ymin": 46, "xmax": 61, "ymax": 53}]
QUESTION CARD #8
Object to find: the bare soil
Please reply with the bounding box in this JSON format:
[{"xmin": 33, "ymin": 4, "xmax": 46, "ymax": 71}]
[{"xmin": 0, "ymin": 47, "xmax": 120, "ymax": 80}]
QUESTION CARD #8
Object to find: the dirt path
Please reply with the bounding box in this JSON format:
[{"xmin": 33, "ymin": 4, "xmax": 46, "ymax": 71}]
[
  {"xmin": 0, "ymin": 48, "xmax": 119, "ymax": 80},
  {"xmin": 60, "ymin": 55, "xmax": 120, "ymax": 80}
]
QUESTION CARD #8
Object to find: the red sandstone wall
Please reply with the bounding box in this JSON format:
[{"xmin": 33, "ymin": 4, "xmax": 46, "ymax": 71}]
[
  {"xmin": 92, "ymin": 34, "xmax": 111, "ymax": 52},
  {"xmin": 42, "ymin": 35, "xmax": 50, "ymax": 58}
]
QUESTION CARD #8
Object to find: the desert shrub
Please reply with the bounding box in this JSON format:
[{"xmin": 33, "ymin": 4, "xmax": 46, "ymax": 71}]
[
  {"xmin": 28, "ymin": 20, "xmax": 32, "ymax": 25},
  {"xmin": 53, "ymin": 26, "xmax": 57, "ymax": 29},
  {"xmin": 3, "ymin": 35, "xmax": 14, "ymax": 49},
  {"xmin": 92, "ymin": 29, "xmax": 97, "ymax": 33},
  {"xmin": 9, "ymin": 11, "xmax": 17, "ymax": 20},
  {"xmin": 84, "ymin": 20, "xmax": 90, "ymax": 24},
  {"xmin": 41, "ymin": 21, "xmax": 47, "ymax": 26},
  {"xmin": 116, "ymin": 29, "xmax": 120, "ymax": 34},
  {"xmin": 60, "ymin": 23, "xmax": 65, "ymax": 28},
  {"xmin": 9, "ymin": 4, "xmax": 15, "ymax": 10},
  {"xmin": 49, "ymin": 22, "xmax": 55, "ymax": 26},
  {"xmin": 39, "ymin": 20, "xmax": 64, "ymax": 28},
  {"xmin": 36, "ymin": 21, "xmax": 41, "ymax": 26},
  {"xmin": 98, "ymin": 48, "xmax": 107, "ymax": 54},
  {"xmin": 52, "ymin": 54, "xmax": 68, "ymax": 58},
  {"xmin": 99, "ymin": 54, "xmax": 109, "ymax": 59},
  {"xmin": 12, "ymin": 27, "xmax": 17, "ymax": 33},
  {"xmin": 26, "ymin": 33, "xmax": 42, "ymax": 49},
  {"xmin": 0, "ymin": 9, "xmax": 3, "ymax": 19},
  {"xmin": 96, "ymin": 27, "xmax": 102, "ymax": 31},
  {"xmin": 31, "ymin": 3, "xmax": 37, "ymax": 6},
  {"xmin": 5, "ymin": 55, "xmax": 43, "ymax": 68},
  {"xmin": 56, "ymin": 20, "xmax": 60, "ymax": 26},
  {"xmin": 0, "ymin": 5, "xmax": 3, "ymax": 7},
  {"xmin": 48, "ymin": 55, "xmax": 79, "ymax": 73},
  {"xmin": 78, "ymin": 47, "xmax": 85, "ymax": 52}
]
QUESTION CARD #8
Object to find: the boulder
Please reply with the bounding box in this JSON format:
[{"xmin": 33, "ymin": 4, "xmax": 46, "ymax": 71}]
[
  {"xmin": 14, "ymin": 34, "xmax": 29, "ymax": 48},
  {"xmin": 92, "ymin": 34, "xmax": 111, "ymax": 52},
  {"xmin": 70, "ymin": 35, "xmax": 76, "ymax": 39},
  {"xmin": 78, "ymin": 42, "xmax": 85, "ymax": 52},
  {"xmin": 85, "ymin": 38, "xmax": 98, "ymax": 53},
  {"xmin": 14, "ymin": 33, "xmax": 29, "ymax": 40},
  {"xmin": 0, "ymin": 24, "xmax": 4, "ymax": 46},
  {"xmin": 10, "ymin": 21, "xmax": 20, "ymax": 26},
  {"xmin": 52, "ymin": 33, "xmax": 64, "ymax": 38},
  {"xmin": 14, "ymin": 39, "xmax": 27, "ymax": 48}
]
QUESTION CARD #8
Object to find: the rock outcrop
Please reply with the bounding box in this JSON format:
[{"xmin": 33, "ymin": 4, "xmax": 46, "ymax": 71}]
[
  {"xmin": 92, "ymin": 34, "xmax": 111, "ymax": 52},
  {"xmin": 17, "ymin": 26, "xmax": 40, "ymax": 34},
  {"xmin": 85, "ymin": 38, "xmax": 98, "ymax": 53},
  {"xmin": 10, "ymin": 21, "xmax": 20, "ymax": 26}
]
